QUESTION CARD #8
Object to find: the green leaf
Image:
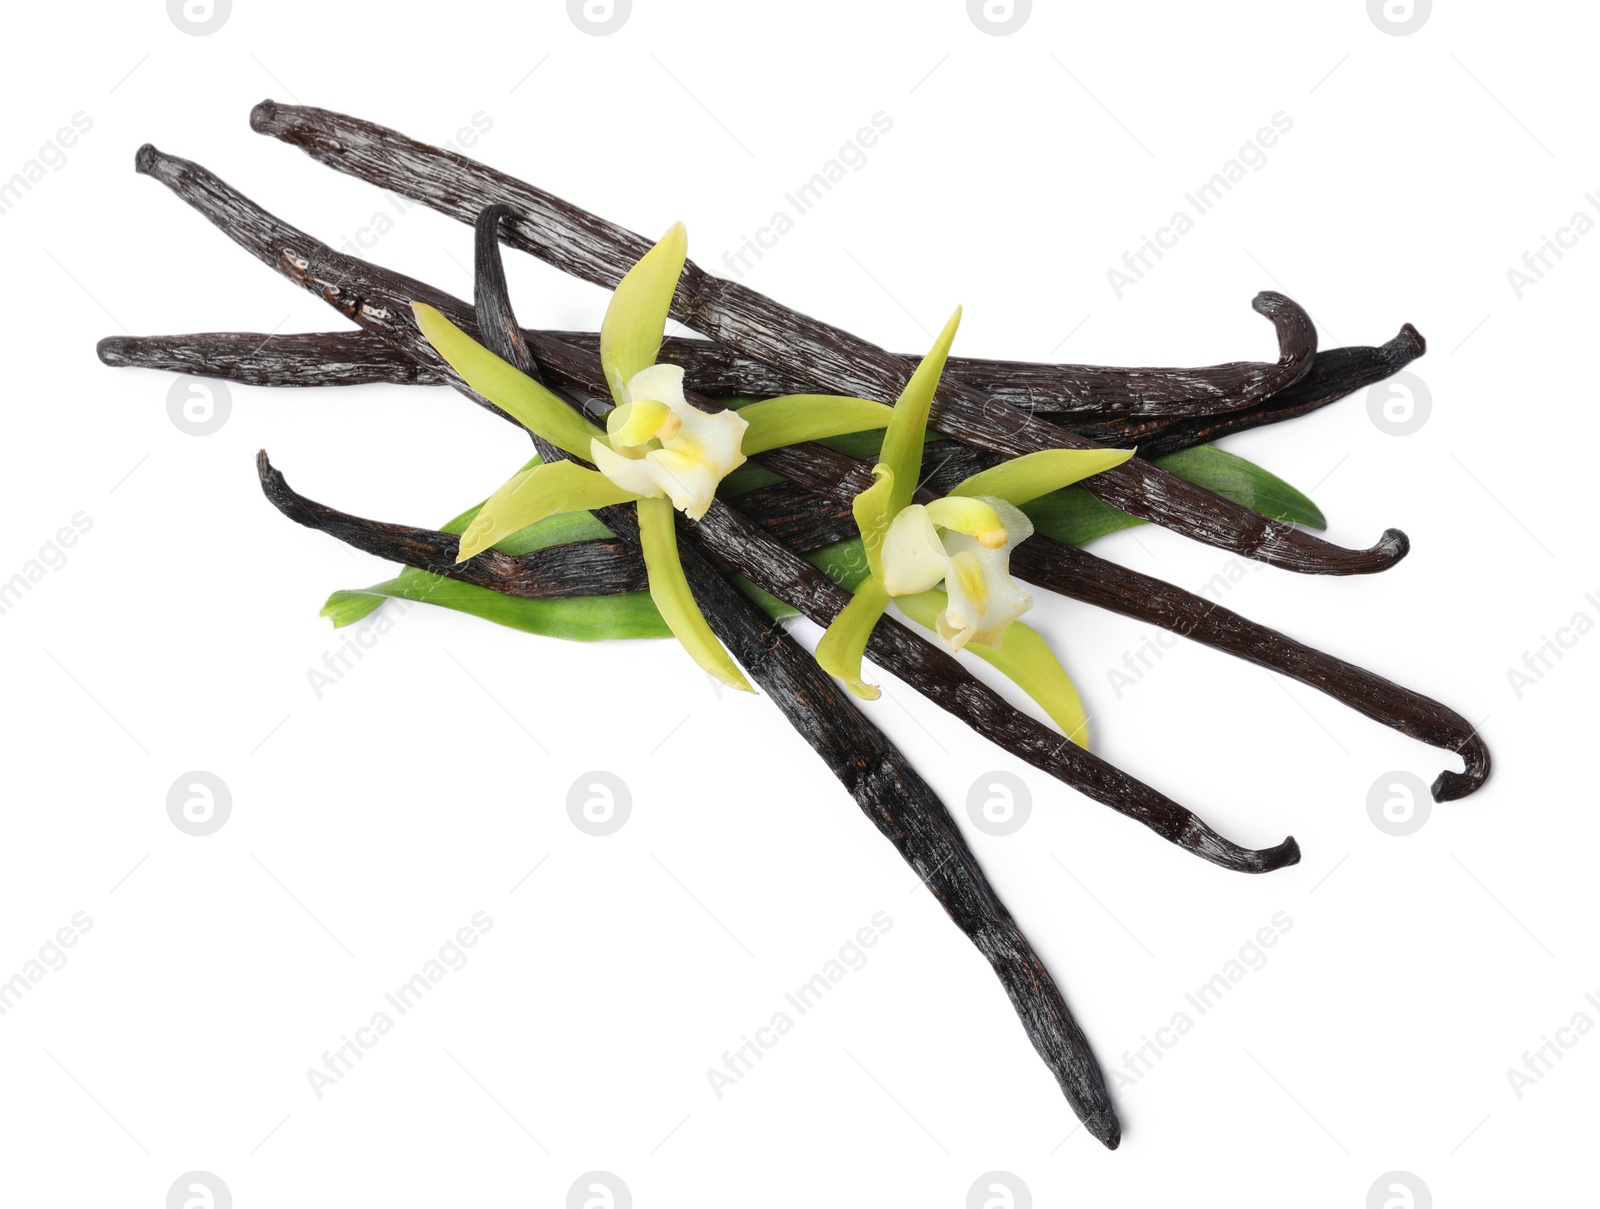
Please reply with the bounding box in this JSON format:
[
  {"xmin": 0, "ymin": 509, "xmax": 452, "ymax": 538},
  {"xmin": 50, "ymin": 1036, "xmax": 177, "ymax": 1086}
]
[
  {"xmin": 322, "ymin": 577, "xmax": 670, "ymax": 641},
  {"xmin": 412, "ymin": 304, "xmax": 604, "ymax": 458},
  {"xmin": 324, "ymin": 445, "xmax": 1323, "ymax": 645},
  {"xmin": 1022, "ymin": 444, "xmax": 1326, "ymax": 545},
  {"xmin": 1152, "ymin": 444, "xmax": 1326, "ymax": 528},
  {"xmin": 737, "ymin": 394, "xmax": 892, "ymax": 456},
  {"xmin": 600, "ymin": 223, "xmax": 687, "ymax": 405}
]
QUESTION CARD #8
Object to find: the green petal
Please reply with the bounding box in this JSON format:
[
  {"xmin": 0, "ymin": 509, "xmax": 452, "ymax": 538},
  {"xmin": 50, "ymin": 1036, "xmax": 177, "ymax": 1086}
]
[
  {"xmin": 950, "ymin": 446, "xmax": 1135, "ymax": 506},
  {"xmin": 457, "ymin": 460, "xmax": 640, "ymax": 562},
  {"xmin": 894, "ymin": 589, "xmax": 1089, "ymax": 747},
  {"xmin": 851, "ymin": 466, "xmax": 896, "ymax": 580},
  {"xmin": 881, "ymin": 308, "xmax": 963, "ymax": 515},
  {"xmin": 636, "ymin": 496, "xmax": 753, "ymax": 692},
  {"xmin": 814, "ymin": 574, "xmax": 892, "ymax": 700},
  {"xmin": 412, "ymin": 304, "xmax": 604, "ymax": 458},
  {"xmin": 600, "ymin": 223, "xmax": 687, "ymax": 405},
  {"xmin": 737, "ymin": 395, "xmax": 893, "ymax": 455}
]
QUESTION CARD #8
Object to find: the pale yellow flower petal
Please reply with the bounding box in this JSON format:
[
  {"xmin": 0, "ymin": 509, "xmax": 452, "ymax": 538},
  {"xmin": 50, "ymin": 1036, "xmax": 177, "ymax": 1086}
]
[
  {"xmin": 590, "ymin": 438, "xmax": 665, "ymax": 500},
  {"xmin": 880, "ymin": 504, "xmax": 949, "ymax": 597}
]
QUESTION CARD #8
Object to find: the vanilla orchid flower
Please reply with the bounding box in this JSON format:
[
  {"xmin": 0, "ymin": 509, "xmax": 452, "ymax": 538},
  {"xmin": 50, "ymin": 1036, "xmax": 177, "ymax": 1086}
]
[
  {"xmin": 814, "ymin": 306, "xmax": 1135, "ymax": 746},
  {"xmin": 588, "ymin": 362, "xmax": 747, "ymax": 520},
  {"xmin": 413, "ymin": 222, "xmax": 943, "ymax": 693},
  {"xmin": 881, "ymin": 494, "xmax": 1036, "ymax": 652},
  {"xmin": 414, "ymin": 224, "xmax": 755, "ymax": 691}
]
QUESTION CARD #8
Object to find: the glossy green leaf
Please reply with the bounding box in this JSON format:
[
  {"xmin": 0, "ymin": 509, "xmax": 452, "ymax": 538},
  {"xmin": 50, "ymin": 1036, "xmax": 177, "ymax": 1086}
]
[
  {"xmin": 1153, "ymin": 444, "xmax": 1325, "ymax": 528},
  {"xmin": 637, "ymin": 495, "xmax": 753, "ymax": 692},
  {"xmin": 413, "ymin": 304, "xmax": 604, "ymax": 458},
  {"xmin": 322, "ymin": 577, "xmax": 670, "ymax": 641},
  {"xmin": 1022, "ymin": 443, "xmax": 1326, "ymax": 546},
  {"xmin": 599, "ymin": 223, "xmax": 687, "ymax": 405},
  {"xmin": 457, "ymin": 459, "xmax": 639, "ymax": 562}
]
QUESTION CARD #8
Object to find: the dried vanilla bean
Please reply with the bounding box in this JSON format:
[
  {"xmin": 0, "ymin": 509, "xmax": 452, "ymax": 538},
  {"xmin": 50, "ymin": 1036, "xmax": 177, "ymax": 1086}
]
[
  {"xmin": 130, "ymin": 143, "xmax": 1300, "ymax": 876},
  {"xmin": 247, "ymin": 101, "xmax": 1413, "ymax": 577},
  {"xmin": 97, "ymin": 320, "xmax": 1420, "ymax": 462},
  {"xmin": 97, "ymin": 330, "xmax": 444, "ymax": 387},
  {"xmin": 482, "ymin": 213, "xmax": 1123, "ymax": 1144},
  {"xmin": 254, "ymin": 451, "xmax": 1298, "ymax": 881},
  {"xmin": 946, "ymin": 291, "xmax": 1315, "ymax": 417},
  {"xmin": 1073, "ymin": 324, "xmax": 1429, "ymax": 457},
  {"xmin": 742, "ymin": 441, "xmax": 1490, "ymax": 802},
  {"xmin": 99, "ymin": 307, "xmax": 1482, "ymax": 799},
  {"xmin": 488, "ymin": 206, "xmax": 1127, "ymax": 1145}
]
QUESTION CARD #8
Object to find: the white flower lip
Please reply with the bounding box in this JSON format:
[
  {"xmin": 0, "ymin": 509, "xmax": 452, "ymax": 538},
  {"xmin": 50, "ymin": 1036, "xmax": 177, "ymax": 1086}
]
[
  {"xmin": 590, "ymin": 363, "xmax": 748, "ymax": 520},
  {"xmin": 880, "ymin": 495, "xmax": 1035, "ymax": 652}
]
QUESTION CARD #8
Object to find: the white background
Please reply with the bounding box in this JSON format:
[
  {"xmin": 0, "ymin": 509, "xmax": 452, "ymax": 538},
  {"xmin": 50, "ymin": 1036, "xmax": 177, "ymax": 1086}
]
[{"xmin": 1, "ymin": 0, "xmax": 1594, "ymax": 1205}]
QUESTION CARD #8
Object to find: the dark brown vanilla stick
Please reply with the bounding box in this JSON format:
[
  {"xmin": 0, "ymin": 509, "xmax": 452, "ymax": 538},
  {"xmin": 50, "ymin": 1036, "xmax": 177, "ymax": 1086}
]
[
  {"xmin": 471, "ymin": 207, "xmax": 1127, "ymax": 1146},
  {"xmin": 132, "ymin": 144, "xmax": 1297, "ymax": 875},
  {"xmin": 257, "ymin": 446, "xmax": 1300, "ymax": 886},
  {"xmin": 1073, "ymin": 324, "xmax": 1429, "ymax": 457},
  {"xmin": 259, "ymin": 460, "xmax": 1125, "ymax": 1149},
  {"xmin": 249, "ymin": 100, "xmax": 1411, "ymax": 577},
  {"xmin": 741, "ymin": 441, "xmax": 1489, "ymax": 803},
  {"xmin": 429, "ymin": 309, "xmax": 1481, "ymax": 802},
  {"xmin": 706, "ymin": 439, "xmax": 1490, "ymax": 801},
  {"xmin": 945, "ymin": 291, "xmax": 1315, "ymax": 418},
  {"xmin": 99, "ymin": 322, "xmax": 1424, "ymax": 463},
  {"xmin": 95, "ymin": 330, "xmax": 441, "ymax": 387}
]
